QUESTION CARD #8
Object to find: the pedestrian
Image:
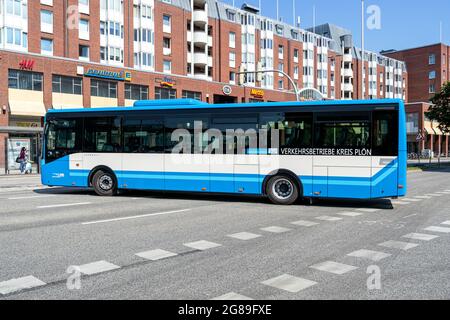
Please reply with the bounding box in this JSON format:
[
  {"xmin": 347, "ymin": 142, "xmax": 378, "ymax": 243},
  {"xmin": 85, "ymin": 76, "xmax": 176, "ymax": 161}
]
[{"xmin": 18, "ymin": 147, "xmax": 28, "ymax": 174}]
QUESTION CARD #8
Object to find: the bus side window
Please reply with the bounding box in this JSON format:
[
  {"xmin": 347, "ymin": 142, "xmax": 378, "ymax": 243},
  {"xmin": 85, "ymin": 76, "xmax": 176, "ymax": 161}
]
[
  {"xmin": 123, "ymin": 117, "xmax": 164, "ymax": 153},
  {"xmin": 84, "ymin": 117, "xmax": 122, "ymax": 153},
  {"xmin": 372, "ymin": 111, "xmax": 398, "ymax": 156},
  {"xmin": 45, "ymin": 118, "xmax": 82, "ymax": 162}
]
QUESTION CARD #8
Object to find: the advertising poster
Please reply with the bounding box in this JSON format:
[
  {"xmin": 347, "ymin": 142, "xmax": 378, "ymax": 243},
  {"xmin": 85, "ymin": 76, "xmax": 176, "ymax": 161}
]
[{"xmin": 7, "ymin": 138, "xmax": 30, "ymax": 171}]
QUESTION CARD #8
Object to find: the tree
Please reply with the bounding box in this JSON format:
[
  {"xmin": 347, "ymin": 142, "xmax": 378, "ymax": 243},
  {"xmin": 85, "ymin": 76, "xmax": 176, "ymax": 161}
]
[{"xmin": 425, "ymin": 81, "xmax": 450, "ymax": 133}]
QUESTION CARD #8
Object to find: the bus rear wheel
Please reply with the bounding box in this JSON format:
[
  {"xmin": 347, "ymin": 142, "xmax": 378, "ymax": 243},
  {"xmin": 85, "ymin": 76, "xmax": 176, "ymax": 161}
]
[
  {"xmin": 92, "ymin": 170, "xmax": 117, "ymax": 196},
  {"xmin": 266, "ymin": 175, "xmax": 299, "ymax": 205}
]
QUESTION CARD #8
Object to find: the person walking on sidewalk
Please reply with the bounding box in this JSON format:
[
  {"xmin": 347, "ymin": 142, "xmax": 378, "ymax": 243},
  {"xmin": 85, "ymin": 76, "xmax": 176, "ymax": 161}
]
[{"xmin": 18, "ymin": 147, "xmax": 28, "ymax": 174}]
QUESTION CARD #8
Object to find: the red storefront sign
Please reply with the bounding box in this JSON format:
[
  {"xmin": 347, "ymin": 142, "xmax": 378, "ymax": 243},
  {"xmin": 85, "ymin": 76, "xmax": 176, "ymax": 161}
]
[{"xmin": 19, "ymin": 59, "xmax": 35, "ymax": 70}]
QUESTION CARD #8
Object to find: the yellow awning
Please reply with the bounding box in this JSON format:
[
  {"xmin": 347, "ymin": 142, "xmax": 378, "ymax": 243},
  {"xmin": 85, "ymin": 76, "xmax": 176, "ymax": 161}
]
[{"xmin": 9, "ymin": 100, "xmax": 46, "ymax": 117}]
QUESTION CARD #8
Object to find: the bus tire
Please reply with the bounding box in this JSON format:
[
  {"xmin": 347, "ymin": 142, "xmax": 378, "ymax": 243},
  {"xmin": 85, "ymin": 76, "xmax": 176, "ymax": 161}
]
[
  {"xmin": 92, "ymin": 170, "xmax": 117, "ymax": 196},
  {"xmin": 266, "ymin": 175, "xmax": 299, "ymax": 205}
]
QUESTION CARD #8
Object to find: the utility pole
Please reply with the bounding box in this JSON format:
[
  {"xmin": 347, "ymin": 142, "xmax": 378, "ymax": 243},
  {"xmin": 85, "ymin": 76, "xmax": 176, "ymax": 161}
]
[{"xmin": 361, "ymin": 0, "xmax": 365, "ymax": 100}]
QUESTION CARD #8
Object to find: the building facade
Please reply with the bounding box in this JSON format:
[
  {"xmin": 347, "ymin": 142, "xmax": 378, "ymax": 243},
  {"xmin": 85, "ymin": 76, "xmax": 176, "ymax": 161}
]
[
  {"xmin": 383, "ymin": 43, "xmax": 450, "ymax": 103},
  {"xmin": 0, "ymin": 0, "xmax": 408, "ymax": 171}
]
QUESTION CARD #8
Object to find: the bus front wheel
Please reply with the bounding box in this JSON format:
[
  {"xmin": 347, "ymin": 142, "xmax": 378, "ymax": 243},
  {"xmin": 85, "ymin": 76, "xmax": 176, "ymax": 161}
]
[
  {"xmin": 92, "ymin": 170, "xmax": 117, "ymax": 196},
  {"xmin": 266, "ymin": 175, "xmax": 299, "ymax": 205}
]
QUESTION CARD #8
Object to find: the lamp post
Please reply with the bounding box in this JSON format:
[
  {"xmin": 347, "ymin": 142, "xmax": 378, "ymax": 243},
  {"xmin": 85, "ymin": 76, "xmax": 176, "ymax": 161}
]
[{"xmin": 361, "ymin": 0, "xmax": 365, "ymax": 100}]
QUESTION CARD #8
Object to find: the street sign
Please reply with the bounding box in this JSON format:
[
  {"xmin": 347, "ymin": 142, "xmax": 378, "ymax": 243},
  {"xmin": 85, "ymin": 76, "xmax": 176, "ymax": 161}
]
[{"xmin": 416, "ymin": 132, "xmax": 424, "ymax": 141}]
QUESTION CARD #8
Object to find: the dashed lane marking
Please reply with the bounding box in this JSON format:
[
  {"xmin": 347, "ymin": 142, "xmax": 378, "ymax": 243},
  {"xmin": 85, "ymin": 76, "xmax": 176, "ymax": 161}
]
[
  {"xmin": 290, "ymin": 220, "xmax": 319, "ymax": 227},
  {"xmin": 227, "ymin": 232, "xmax": 262, "ymax": 240},
  {"xmin": 425, "ymin": 193, "xmax": 443, "ymax": 197},
  {"xmin": 260, "ymin": 226, "xmax": 291, "ymax": 233},
  {"xmin": 310, "ymin": 261, "xmax": 358, "ymax": 275},
  {"xmin": 355, "ymin": 208, "xmax": 381, "ymax": 213},
  {"xmin": 400, "ymin": 198, "xmax": 422, "ymax": 202},
  {"xmin": 379, "ymin": 240, "xmax": 419, "ymax": 251},
  {"xmin": 336, "ymin": 211, "xmax": 364, "ymax": 217},
  {"xmin": 423, "ymin": 226, "xmax": 450, "ymax": 233},
  {"xmin": 37, "ymin": 202, "xmax": 92, "ymax": 209},
  {"xmin": 211, "ymin": 292, "xmax": 253, "ymax": 300},
  {"xmin": 8, "ymin": 195, "xmax": 55, "ymax": 200},
  {"xmin": 135, "ymin": 249, "xmax": 178, "ymax": 261},
  {"xmin": 402, "ymin": 233, "xmax": 439, "ymax": 241},
  {"xmin": 0, "ymin": 276, "xmax": 46, "ymax": 295},
  {"xmin": 347, "ymin": 249, "xmax": 391, "ymax": 262},
  {"xmin": 261, "ymin": 274, "xmax": 317, "ymax": 293},
  {"xmin": 77, "ymin": 260, "xmax": 121, "ymax": 275},
  {"xmin": 391, "ymin": 201, "xmax": 411, "ymax": 205},
  {"xmin": 315, "ymin": 215, "xmax": 343, "ymax": 222},
  {"xmin": 183, "ymin": 240, "xmax": 222, "ymax": 251},
  {"xmin": 414, "ymin": 196, "xmax": 432, "ymax": 199},
  {"xmin": 441, "ymin": 221, "xmax": 450, "ymax": 226},
  {"xmin": 82, "ymin": 209, "xmax": 191, "ymax": 225}
]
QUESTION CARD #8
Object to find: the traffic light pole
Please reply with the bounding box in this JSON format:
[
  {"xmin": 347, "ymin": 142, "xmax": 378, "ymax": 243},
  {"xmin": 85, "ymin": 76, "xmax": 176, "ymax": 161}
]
[{"xmin": 236, "ymin": 69, "xmax": 300, "ymax": 102}]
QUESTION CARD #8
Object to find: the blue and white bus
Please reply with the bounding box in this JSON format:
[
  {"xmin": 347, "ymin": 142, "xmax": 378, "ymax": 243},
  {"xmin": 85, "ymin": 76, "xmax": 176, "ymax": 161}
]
[{"xmin": 41, "ymin": 99, "xmax": 407, "ymax": 205}]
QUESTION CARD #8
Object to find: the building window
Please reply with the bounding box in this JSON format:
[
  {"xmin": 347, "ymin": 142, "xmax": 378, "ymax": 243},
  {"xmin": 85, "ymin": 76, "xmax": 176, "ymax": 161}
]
[
  {"xmin": 278, "ymin": 79, "xmax": 284, "ymax": 90},
  {"xmin": 429, "ymin": 54, "xmax": 436, "ymax": 65},
  {"xmin": 229, "ymin": 32, "xmax": 235, "ymax": 48},
  {"xmin": 79, "ymin": 45, "xmax": 89, "ymax": 59},
  {"xmin": 7, "ymin": 0, "xmax": 22, "ymax": 16},
  {"xmin": 229, "ymin": 51, "xmax": 235, "ymax": 67},
  {"xmin": 163, "ymin": 15, "xmax": 171, "ymax": 27},
  {"xmin": 41, "ymin": 38, "xmax": 53, "ymax": 55},
  {"xmin": 100, "ymin": 46, "xmax": 107, "ymax": 61},
  {"xmin": 90, "ymin": 79, "xmax": 117, "ymax": 98},
  {"xmin": 41, "ymin": 9, "xmax": 53, "ymax": 25},
  {"xmin": 100, "ymin": 21, "xmax": 106, "ymax": 35},
  {"xmin": 229, "ymin": 72, "xmax": 236, "ymax": 83},
  {"xmin": 52, "ymin": 75, "xmax": 82, "ymax": 95},
  {"xmin": 182, "ymin": 90, "xmax": 202, "ymax": 100},
  {"xmin": 163, "ymin": 60, "xmax": 171, "ymax": 73},
  {"xmin": 429, "ymin": 71, "xmax": 436, "ymax": 79},
  {"xmin": 79, "ymin": 19, "xmax": 89, "ymax": 38},
  {"xmin": 6, "ymin": 27, "xmax": 23, "ymax": 45},
  {"xmin": 8, "ymin": 69, "xmax": 43, "ymax": 91},
  {"xmin": 125, "ymin": 83, "xmax": 149, "ymax": 100},
  {"xmin": 155, "ymin": 87, "xmax": 176, "ymax": 99},
  {"xmin": 429, "ymin": 83, "xmax": 435, "ymax": 93}
]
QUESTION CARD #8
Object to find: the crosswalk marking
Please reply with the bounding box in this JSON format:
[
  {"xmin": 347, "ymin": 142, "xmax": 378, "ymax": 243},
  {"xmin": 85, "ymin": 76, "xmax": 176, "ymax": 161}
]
[
  {"xmin": 0, "ymin": 276, "xmax": 46, "ymax": 295},
  {"xmin": 227, "ymin": 232, "xmax": 262, "ymax": 240},
  {"xmin": 290, "ymin": 220, "xmax": 319, "ymax": 227},
  {"xmin": 310, "ymin": 261, "xmax": 358, "ymax": 275},
  {"xmin": 379, "ymin": 240, "xmax": 418, "ymax": 251},
  {"xmin": 260, "ymin": 226, "xmax": 291, "ymax": 233},
  {"xmin": 347, "ymin": 249, "xmax": 391, "ymax": 262},
  {"xmin": 212, "ymin": 292, "xmax": 253, "ymax": 300},
  {"xmin": 423, "ymin": 226, "xmax": 450, "ymax": 233},
  {"xmin": 315, "ymin": 215, "xmax": 343, "ymax": 222},
  {"xmin": 135, "ymin": 249, "xmax": 178, "ymax": 261},
  {"xmin": 336, "ymin": 211, "xmax": 363, "ymax": 217},
  {"xmin": 183, "ymin": 240, "xmax": 222, "ymax": 251},
  {"xmin": 261, "ymin": 274, "xmax": 317, "ymax": 293},
  {"xmin": 77, "ymin": 260, "xmax": 120, "ymax": 275},
  {"xmin": 402, "ymin": 233, "xmax": 439, "ymax": 241}
]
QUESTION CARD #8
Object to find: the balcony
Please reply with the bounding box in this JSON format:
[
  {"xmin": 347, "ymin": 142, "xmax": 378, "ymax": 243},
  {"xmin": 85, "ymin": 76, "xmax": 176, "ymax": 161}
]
[
  {"xmin": 343, "ymin": 53, "xmax": 353, "ymax": 63},
  {"xmin": 342, "ymin": 68, "xmax": 353, "ymax": 78},
  {"xmin": 193, "ymin": 10, "xmax": 208, "ymax": 25},
  {"xmin": 193, "ymin": 31, "xmax": 208, "ymax": 44},
  {"xmin": 342, "ymin": 83, "xmax": 354, "ymax": 91},
  {"xmin": 194, "ymin": 52, "xmax": 208, "ymax": 65}
]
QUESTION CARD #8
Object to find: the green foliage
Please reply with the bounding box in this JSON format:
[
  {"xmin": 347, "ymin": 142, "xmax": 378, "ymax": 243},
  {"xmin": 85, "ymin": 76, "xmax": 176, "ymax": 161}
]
[{"xmin": 426, "ymin": 82, "xmax": 450, "ymax": 133}]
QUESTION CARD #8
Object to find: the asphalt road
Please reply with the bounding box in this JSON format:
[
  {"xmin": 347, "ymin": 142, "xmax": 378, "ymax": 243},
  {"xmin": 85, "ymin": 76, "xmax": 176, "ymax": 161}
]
[{"xmin": 0, "ymin": 170, "xmax": 449, "ymax": 300}]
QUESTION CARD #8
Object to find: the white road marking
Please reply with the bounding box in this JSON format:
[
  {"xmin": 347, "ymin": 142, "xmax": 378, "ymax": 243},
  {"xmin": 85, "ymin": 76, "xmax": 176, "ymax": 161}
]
[
  {"xmin": 400, "ymin": 198, "xmax": 422, "ymax": 202},
  {"xmin": 261, "ymin": 274, "xmax": 317, "ymax": 293},
  {"xmin": 0, "ymin": 276, "xmax": 46, "ymax": 295},
  {"xmin": 356, "ymin": 208, "xmax": 381, "ymax": 213},
  {"xmin": 8, "ymin": 195, "xmax": 55, "ymax": 200},
  {"xmin": 183, "ymin": 240, "xmax": 222, "ymax": 251},
  {"xmin": 260, "ymin": 226, "xmax": 291, "ymax": 233},
  {"xmin": 424, "ymin": 226, "xmax": 450, "ymax": 233},
  {"xmin": 391, "ymin": 201, "xmax": 411, "ymax": 205},
  {"xmin": 402, "ymin": 214, "xmax": 418, "ymax": 219},
  {"xmin": 310, "ymin": 261, "xmax": 358, "ymax": 275},
  {"xmin": 135, "ymin": 249, "xmax": 178, "ymax": 261},
  {"xmin": 227, "ymin": 232, "xmax": 262, "ymax": 240},
  {"xmin": 82, "ymin": 209, "xmax": 191, "ymax": 225},
  {"xmin": 425, "ymin": 193, "xmax": 443, "ymax": 197},
  {"xmin": 77, "ymin": 260, "xmax": 120, "ymax": 275},
  {"xmin": 435, "ymin": 191, "xmax": 450, "ymax": 194},
  {"xmin": 290, "ymin": 220, "xmax": 319, "ymax": 227},
  {"xmin": 37, "ymin": 202, "xmax": 92, "ymax": 209},
  {"xmin": 347, "ymin": 249, "xmax": 391, "ymax": 262},
  {"xmin": 212, "ymin": 292, "xmax": 253, "ymax": 300},
  {"xmin": 379, "ymin": 240, "xmax": 418, "ymax": 250},
  {"xmin": 441, "ymin": 221, "xmax": 450, "ymax": 226},
  {"xmin": 414, "ymin": 196, "xmax": 432, "ymax": 199},
  {"xmin": 336, "ymin": 211, "xmax": 363, "ymax": 217},
  {"xmin": 315, "ymin": 215, "xmax": 343, "ymax": 221},
  {"xmin": 402, "ymin": 233, "xmax": 439, "ymax": 241}
]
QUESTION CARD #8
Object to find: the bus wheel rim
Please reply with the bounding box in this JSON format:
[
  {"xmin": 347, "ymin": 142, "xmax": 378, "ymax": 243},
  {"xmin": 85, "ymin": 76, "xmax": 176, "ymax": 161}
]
[
  {"xmin": 272, "ymin": 178, "xmax": 294, "ymax": 200},
  {"xmin": 99, "ymin": 175, "xmax": 113, "ymax": 191}
]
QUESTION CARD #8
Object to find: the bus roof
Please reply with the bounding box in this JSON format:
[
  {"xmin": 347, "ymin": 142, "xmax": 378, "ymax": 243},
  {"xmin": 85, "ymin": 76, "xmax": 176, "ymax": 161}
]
[{"xmin": 46, "ymin": 98, "xmax": 403, "ymax": 114}]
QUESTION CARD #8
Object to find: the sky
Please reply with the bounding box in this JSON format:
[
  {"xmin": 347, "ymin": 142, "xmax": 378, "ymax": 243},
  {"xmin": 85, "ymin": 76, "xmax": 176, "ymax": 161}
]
[{"xmin": 220, "ymin": 0, "xmax": 450, "ymax": 53}]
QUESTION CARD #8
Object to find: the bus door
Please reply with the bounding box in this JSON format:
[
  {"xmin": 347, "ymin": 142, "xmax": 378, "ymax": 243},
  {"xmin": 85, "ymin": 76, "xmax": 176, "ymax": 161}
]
[
  {"xmin": 313, "ymin": 113, "xmax": 372, "ymax": 199},
  {"xmin": 211, "ymin": 115, "xmax": 260, "ymax": 194}
]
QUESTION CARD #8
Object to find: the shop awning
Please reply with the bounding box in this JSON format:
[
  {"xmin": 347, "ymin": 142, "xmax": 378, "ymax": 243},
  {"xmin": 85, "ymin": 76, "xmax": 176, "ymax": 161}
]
[{"xmin": 9, "ymin": 100, "xmax": 47, "ymax": 117}]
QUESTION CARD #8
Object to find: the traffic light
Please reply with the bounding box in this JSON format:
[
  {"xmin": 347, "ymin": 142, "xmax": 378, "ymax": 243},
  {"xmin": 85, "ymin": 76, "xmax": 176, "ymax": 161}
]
[
  {"xmin": 238, "ymin": 64, "xmax": 246, "ymax": 86},
  {"xmin": 256, "ymin": 61, "xmax": 263, "ymax": 82}
]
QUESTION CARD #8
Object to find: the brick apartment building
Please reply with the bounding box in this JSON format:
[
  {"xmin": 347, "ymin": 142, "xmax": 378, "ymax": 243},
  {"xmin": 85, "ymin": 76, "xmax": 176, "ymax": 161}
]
[
  {"xmin": 0, "ymin": 0, "xmax": 407, "ymax": 171},
  {"xmin": 384, "ymin": 43, "xmax": 450, "ymax": 156}
]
